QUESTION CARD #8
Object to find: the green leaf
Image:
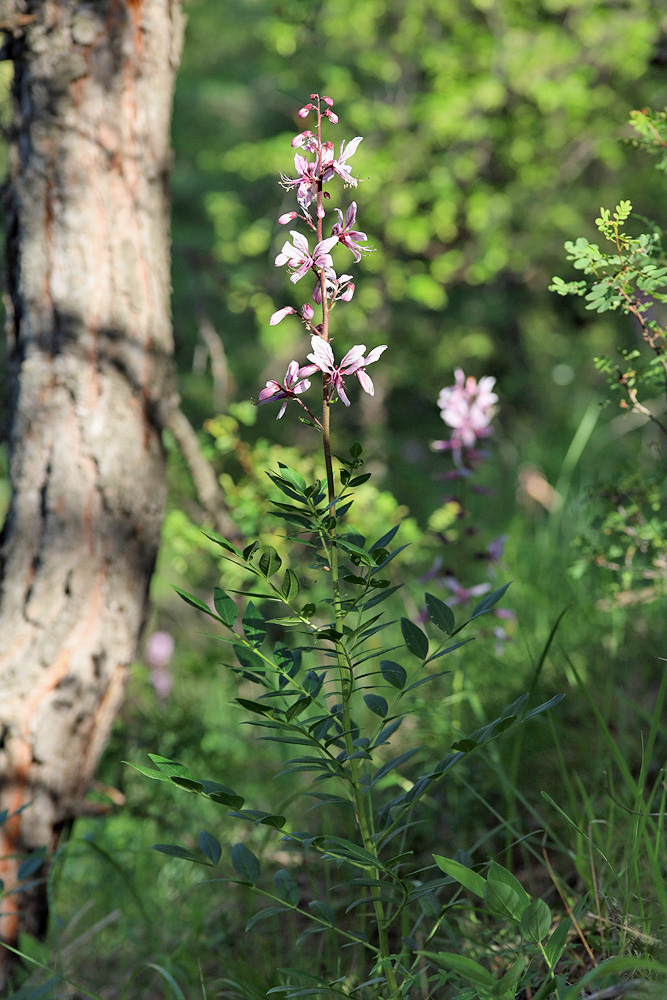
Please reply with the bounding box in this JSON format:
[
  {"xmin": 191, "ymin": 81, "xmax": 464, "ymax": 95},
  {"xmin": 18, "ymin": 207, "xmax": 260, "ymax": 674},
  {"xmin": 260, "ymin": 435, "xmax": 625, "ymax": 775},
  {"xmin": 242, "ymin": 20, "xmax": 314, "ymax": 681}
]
[
  {"xmin": 231, "ymin": 842, "xmax": 260, "ymax": 884},
  {"xmin": 380, "ymin": 660, "xmax": 407, "ymax": 689},
  {"xmin": 420, "ymin": 952, "xmax": 496, "ymax": 989},
  {"xmin": 201, "ymin": 529, "xmax": 243, "ymax": 557},
  {"xmin": 124, "ymin": 761, "xmax": 173, "ymax": 783},
  {"xmin": 273, "ymin": 869, "xmax": 300, "ymax": 906},
  {"xmin": 229, "ymin": 809, "xmax": 286, "ymax": 829},
  {"xmin": 200, "ymin": 781, "xmax": 245, "ymax": 810},
  {"xmin": 469, "ymin": 582, "xmax": 512, "ymax": 619},
  {"xmin": 277, "ymin": 463, "xmax": 307, "ymax": 492},
  {"xmin": 281, "ymin": 569, "xmax": 300, "ymax": 600},
  {"xmin": 363, "ymin": 694, "xmax": 388, "ymax": 717},
  {"xmin": 433, "ymin": 855, "xmax": 486, "ymax": 898},
  {"xmin": 544, "ymin": 916, "xmax": 572, "ymax": 969},
  {"xmin": 199, "ymin": 830, "xmax": 222, "ymax": 865},
  {"xmin": 243, "ymin": 601, "xmax": 266, "ymax": 647},
  {"xmin": 321, "ymin": 836, "xmax": 382, "ymax": 870},
  {"xmin": 425, "ymin": 593, "xmax": 455, "ymax": 635},
  {"xmin": 17, "ymin": 854, "xmax": 45, "ymax": 880},
  {"xmin": 401, "ymin": 618, "xmax": 429, "ymax": 659},
  {"xmin": 153, "ymin": 844, "xmax": 210, "ymax": 865},
  {"xmin": 246, "ymin": 906, "xmax": 291, "ymax": 931},
  {"xmin": 147, "ymin": 755, "xmax": 196, "ymax": 781},
  {"xmin": 233, "ymin": 644, "xmax": 265, "ymax": 673},
  {"xmin": 236, "ymin": 697, "xmax": 274, "ymax": 717},
  {"xmin": 172, "ymin": 586, "xmax": 219, "ymax": 621},
  {"xmin": 213, "ymin": 586, "xmax": 237, "ymax": 628},
  {"xmin": 451, "ymin": 739, "xmax": 477, "ymax": 753},
  {"xmin": 496, "ymin": 955, "xmax": 527, "ymax": 995},
  {"xmin": 259, "ymin": 546, "xmax": 282, "ymax": 577},
  {"xmin": 487, "ymin": 862, "xmax": 531, "ymax": 911},
  {"xmin": 285, "ymin": 696, "xmax": 311, "ymax": 722},
  {"xmin": 521, "ymin": 898, "xmax": 552, "ymax": 943},
  {"xmin": 243, "ymin": 540, "xmax": 260, "ymax": 561},
  {"xmin": 308, "ymin": 900, "xmax": 335, "ymax": 924},
  {"xmin": 483, "ymin": 879, "xmax": 522, "ymax": 921},
  {"xmin": 349, "ymin": 441, "xmax": 362, "ymax": 460}
]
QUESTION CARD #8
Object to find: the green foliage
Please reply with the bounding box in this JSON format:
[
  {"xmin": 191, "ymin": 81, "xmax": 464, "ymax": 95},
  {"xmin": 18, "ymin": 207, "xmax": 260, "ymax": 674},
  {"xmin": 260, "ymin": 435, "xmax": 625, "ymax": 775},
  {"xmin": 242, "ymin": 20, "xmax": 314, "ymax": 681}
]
[
  {"xmin": 550, "ymin": 107, "xmax": 667, "ymax": 608},
  {"xmin": 139, "ymin": 433, "xmax": 567, "ymax": 997}
]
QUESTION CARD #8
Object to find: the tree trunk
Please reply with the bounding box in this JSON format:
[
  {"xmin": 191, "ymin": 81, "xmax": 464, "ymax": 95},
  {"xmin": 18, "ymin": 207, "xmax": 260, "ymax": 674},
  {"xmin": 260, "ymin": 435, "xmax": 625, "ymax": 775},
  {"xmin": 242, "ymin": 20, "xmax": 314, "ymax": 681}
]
[{"xmin": 0, "ymin": 0, "xmax": 184, "ymax": 978}]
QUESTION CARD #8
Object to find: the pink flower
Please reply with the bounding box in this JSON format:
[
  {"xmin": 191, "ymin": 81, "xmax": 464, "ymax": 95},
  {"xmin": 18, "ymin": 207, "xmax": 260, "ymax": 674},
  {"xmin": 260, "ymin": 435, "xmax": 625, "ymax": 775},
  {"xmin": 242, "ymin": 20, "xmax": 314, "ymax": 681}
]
[
  {"xmin": 270, "ymin": 306, "xmax": 296, "ymax": 325},
  {"xmin": 437, "ymin": 369, "xmax": 498, "ymax": 449},
  {"xmin": 281, "ymin": 153, "xmax": 320, "ymax": 210},
  {"xmin": 323, "ymin": 136, "xmax": 363, "ymax": 187},
  {"xmin": 275, "ymin": 231, "xmax": 338, "ymax": 284},
  {"xmin": 291, "ymin": 131, "xmax": 317, "ymax": 151},
  {"xmin": 444, "ymin": 576, "xmax": 491, "ymax": 606},
  {"xmin": 300, "ymin": 336, "xmax": 387, "ymax": 406},
  {"xmin": 331, "ymin": 202, "xmax": 373, "ymax": 262},
  {"xmin": 278, "ymin": 212, "xmax": 298, "ymax": 225},
  {"xmin": 257, "ymin": 361, "xmax": 312, "ymax": 419}
]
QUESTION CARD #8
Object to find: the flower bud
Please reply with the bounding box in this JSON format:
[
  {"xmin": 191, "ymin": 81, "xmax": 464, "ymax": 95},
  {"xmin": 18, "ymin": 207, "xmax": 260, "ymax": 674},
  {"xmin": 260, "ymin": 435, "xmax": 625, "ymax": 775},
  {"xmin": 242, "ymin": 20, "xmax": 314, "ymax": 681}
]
[
  {"xmin": 310, "ymin": 93, "xmax": 318, "ymax": 100},
  {"xmin": 323, "ymin": 95, "xmax": 334, "ymax": 106},
  {"xmin": 301, "ymin": 303, "xmax": 314, "ymax": 320},
  {"xmin": 278, "ymin": 212, "xmax": 298, "ymax": 225},
  {"xmin": 291, "ymin": 130, "xmax": 313, "ymax": 149},
  {"xmin": 340, "ymin": 283, "xmax": 355, "ymax": 302},
  {"xmin": 325, "ymin": 110, "xmax": 339, "ymax": 124},
  {"xmin": 270, "ymin": 306, "xmax": 296, "ymax": 325},
  {"xmin": 298, "ymin": 103, "xmax": 313, "ymax": 118},
  {"xmin": 317, "ymin": 204, "xmax": 326, "ymax": 219}
]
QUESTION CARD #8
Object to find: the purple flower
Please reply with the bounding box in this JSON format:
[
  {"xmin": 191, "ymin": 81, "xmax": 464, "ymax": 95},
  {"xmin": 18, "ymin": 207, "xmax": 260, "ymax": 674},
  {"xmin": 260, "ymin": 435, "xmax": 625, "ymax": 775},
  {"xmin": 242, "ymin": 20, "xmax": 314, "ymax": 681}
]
[
  {"xmin": 331, "ymin": 202, "xmax": 373, "ymax": 262},
  {"xmin": 437, "ymin": 369, "xmax": 498, "ymax": 450},
  {"xmin": 275, "ymin": 231, "xmax": 338, "ymax": 284},
  {"xmin": 300, "ymin": 335, "xmax": 386, "ymax": 406},
  {"xmin": 257, "ymin": 361, "xmax": 312, "ymax": 419},
  {"xmin": 323, "ymin": 136, "xmax": 363, "ymax": 187}
]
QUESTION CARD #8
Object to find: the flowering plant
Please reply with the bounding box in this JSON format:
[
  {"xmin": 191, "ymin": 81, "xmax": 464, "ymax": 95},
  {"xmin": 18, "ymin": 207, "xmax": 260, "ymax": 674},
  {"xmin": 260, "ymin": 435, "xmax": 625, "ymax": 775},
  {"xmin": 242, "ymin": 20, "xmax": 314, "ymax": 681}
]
[{"xmin": 135, "ymin": 95, "xmax": 564, "ymax": 999}]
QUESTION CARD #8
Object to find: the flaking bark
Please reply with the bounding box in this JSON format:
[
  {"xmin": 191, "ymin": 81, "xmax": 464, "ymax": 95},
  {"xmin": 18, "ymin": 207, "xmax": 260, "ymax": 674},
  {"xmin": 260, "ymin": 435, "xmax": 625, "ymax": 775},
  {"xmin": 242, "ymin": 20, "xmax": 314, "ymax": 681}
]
[{"xmin": 0, "ymin": 0, "xmax": 184, "ymax": 977}]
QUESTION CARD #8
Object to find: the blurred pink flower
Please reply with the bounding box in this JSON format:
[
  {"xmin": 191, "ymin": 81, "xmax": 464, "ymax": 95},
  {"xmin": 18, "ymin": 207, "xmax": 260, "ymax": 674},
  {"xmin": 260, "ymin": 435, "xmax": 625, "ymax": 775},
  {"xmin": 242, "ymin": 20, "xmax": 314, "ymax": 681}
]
[
  {"xmin": 145, "ymin": 631, "xmax": 175, "ymax": 700},
  {"xmin": 437, "ymin": 369, "xmax": 498, "ymax": 451},
  {"xmin": 444, "ymin": 576, "xmax": 491, "ymax": 606},
  {"xmin": 300, "ymin": 336, "xmax": 386, "ymax": 406},
  {"xmin": 257, "ymin": 360, "xmax": 312, "ymax": 419}
]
